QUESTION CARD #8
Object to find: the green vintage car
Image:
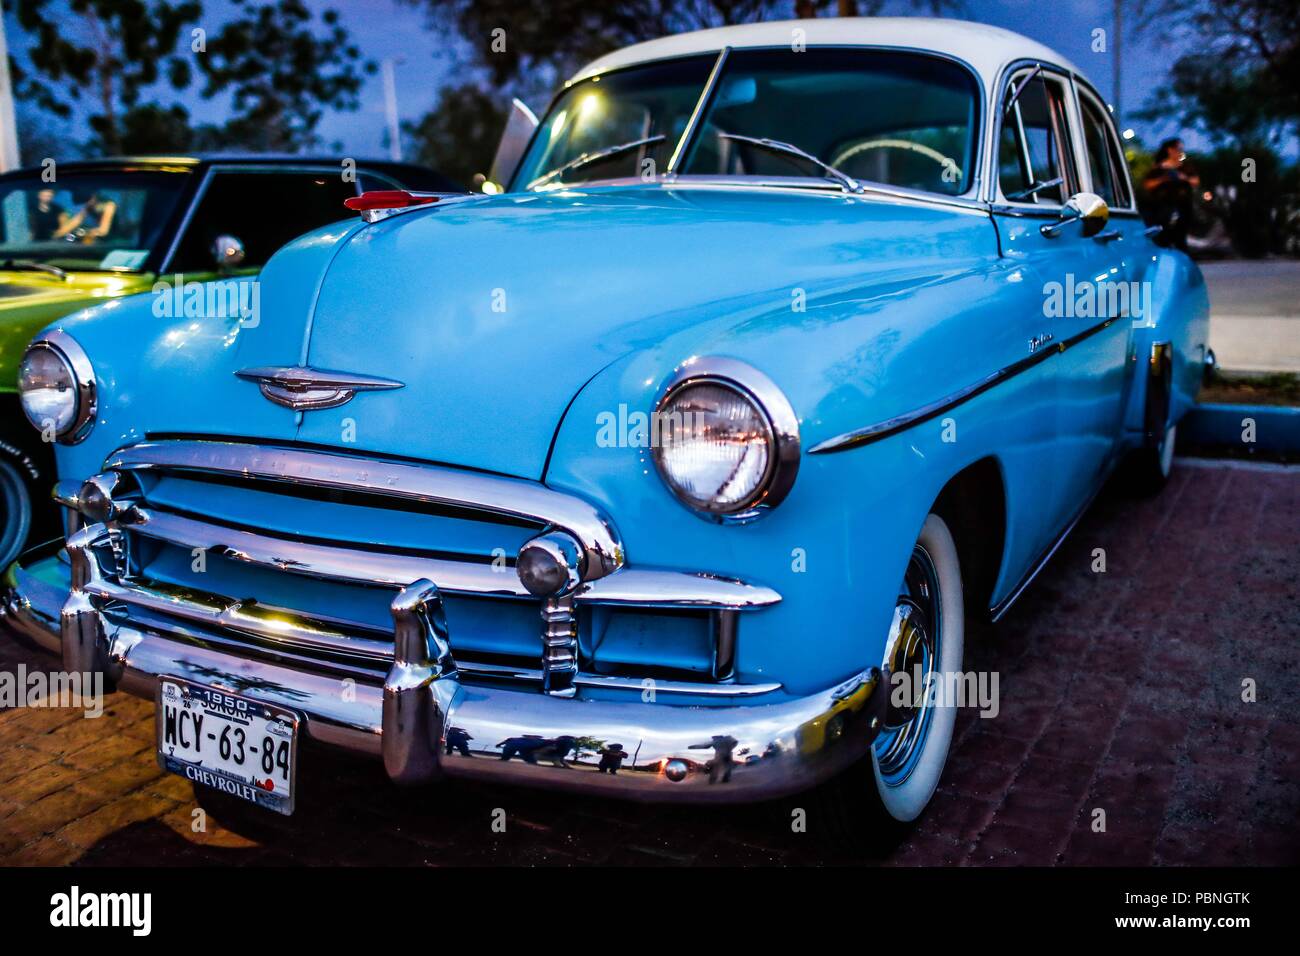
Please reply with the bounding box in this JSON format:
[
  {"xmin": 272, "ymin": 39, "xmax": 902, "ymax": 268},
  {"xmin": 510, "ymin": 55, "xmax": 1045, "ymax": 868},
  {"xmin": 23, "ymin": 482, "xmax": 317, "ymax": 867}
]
[{"xmin": 0, "ymin": 155, "xmax": 460, "ymax": 567}]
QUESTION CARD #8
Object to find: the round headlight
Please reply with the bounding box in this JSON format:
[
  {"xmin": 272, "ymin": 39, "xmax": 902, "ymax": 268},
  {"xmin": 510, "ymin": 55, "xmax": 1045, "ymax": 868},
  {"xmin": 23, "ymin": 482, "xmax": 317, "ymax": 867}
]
[
  {"xmin": 17, "ymin": 333, "xmax": 96, "ymax": 443},
  {"xmin": 652, "ymin": 358, "xmax": 800, "ymax": 520}
]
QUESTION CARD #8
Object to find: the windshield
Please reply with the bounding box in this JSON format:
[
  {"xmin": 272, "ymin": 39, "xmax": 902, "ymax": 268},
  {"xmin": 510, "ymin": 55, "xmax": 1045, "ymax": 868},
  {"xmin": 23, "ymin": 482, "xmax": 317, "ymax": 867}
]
[
  {"xmin": 512, "ymin": 56, "xmax": 715, "ymax": 191},
  {"xmin": 0, "ymin": 170, "xmax": 189, "ymax": 273},
  {"xmin": 514, "ymin": 49, "xmax": 980, "ymax": 198}
]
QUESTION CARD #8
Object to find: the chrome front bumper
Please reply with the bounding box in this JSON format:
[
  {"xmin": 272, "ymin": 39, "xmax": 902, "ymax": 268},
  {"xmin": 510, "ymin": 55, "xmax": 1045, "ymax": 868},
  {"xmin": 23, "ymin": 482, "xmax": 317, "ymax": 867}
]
[{"xmin": 2, "ymin": 540, "xmax": 885, "ymax": 804}]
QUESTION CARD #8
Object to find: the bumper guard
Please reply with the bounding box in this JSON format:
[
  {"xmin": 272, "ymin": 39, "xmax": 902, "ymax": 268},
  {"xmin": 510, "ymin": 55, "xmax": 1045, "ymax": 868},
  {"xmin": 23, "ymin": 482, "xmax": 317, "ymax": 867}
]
[{"xmin": 2, "ymin": 535, "xmax": 885, "ymax": 803}]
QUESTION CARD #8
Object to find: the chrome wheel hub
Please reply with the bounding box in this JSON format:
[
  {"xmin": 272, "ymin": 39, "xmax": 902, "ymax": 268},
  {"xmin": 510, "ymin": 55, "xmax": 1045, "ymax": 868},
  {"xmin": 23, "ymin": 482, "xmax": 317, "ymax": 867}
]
[{"xmin": 874, "ymin": 545, "xmax": 941, "ymax": 785}]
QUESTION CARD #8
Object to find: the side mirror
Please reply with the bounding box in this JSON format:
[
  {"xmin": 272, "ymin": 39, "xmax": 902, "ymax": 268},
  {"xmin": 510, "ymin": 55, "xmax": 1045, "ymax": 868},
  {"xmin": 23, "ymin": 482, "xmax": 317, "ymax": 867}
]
[
  {"xmin": 487, "ymin": 98, "xmax": 539, "ymax": 192},
  {"xmin": 1041, "ymin": 192, "xmax": 1109, "ymax": 238},
  {"xmin": 212, "ymin": 234, "xmax": 245, "ymax": 273}
]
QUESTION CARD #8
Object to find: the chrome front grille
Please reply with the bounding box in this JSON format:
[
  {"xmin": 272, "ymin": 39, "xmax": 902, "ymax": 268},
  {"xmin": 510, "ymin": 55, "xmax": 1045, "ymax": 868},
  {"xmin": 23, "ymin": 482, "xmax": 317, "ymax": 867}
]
[{"xmin": 73, "ymin": 439, "xmax": 782, "ymax": 695}]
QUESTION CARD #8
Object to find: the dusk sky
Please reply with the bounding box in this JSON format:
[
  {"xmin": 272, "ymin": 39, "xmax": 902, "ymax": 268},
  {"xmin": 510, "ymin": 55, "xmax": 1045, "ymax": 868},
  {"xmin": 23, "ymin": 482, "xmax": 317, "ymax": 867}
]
[{"xmin": 6, "ymin": 0, "xmax": 1199, "ymax": 157}]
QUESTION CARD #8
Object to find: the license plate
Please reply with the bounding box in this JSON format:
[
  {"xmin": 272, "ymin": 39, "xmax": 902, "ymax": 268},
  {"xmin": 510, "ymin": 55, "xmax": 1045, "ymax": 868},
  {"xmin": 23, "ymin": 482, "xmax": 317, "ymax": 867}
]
[{"xmin": 156, "ymin": 678, "xmax": 299, "ymax": 815}]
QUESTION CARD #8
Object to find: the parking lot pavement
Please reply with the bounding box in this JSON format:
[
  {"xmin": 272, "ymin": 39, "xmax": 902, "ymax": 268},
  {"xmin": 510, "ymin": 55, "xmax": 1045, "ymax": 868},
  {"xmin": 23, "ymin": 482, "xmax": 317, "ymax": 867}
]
[
  {"xmin": 1204, "ymin": 261, "xmax": 1300, "ymax": 373},
  {"xmin": 1, "ymin": 458, "xmax": 1297, "ymax": 866}
]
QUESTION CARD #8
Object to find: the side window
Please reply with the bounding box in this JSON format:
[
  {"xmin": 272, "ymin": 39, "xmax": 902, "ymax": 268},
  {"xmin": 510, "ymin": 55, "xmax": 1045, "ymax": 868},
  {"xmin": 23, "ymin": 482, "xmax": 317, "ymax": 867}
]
[
  {"xmin": 998, "ymin": 72, "xmax": 1075, "ymax": 205},
  {"xmin": 1079, "ymin": 93, "xmax": 1131, "ymax": 208},
  {"xmin": 170, "ymin": 172, "xmax": 355, "ymax": 273}
]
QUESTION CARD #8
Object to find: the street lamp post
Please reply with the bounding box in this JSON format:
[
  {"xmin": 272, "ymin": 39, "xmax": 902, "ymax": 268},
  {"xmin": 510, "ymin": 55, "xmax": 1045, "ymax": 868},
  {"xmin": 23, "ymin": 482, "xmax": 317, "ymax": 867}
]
[
  {"xmin": 0, "ymin": 2, "xmax": 21, "ymax": 172},
  {"xmin": 382, "ymin": 57, "xmax": 406, "ymax": 162},
  {"xmin": 1113, "ymin": 0, "xmax": 1122, "ymax": 126}
]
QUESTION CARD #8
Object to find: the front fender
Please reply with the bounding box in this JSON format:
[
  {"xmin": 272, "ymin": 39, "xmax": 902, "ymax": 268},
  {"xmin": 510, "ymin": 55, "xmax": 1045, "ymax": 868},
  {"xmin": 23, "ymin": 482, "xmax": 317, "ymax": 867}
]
[{"xmin": 543, "ymin": 227, "xmax": 1039, "ymax": 696}]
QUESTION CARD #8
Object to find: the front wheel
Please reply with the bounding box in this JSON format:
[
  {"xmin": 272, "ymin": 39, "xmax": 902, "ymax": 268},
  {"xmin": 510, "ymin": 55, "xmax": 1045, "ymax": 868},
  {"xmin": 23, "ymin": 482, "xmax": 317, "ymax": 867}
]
[{"xmin": 813, "ymin": 512, "xmax": 965, "ymax": 847}]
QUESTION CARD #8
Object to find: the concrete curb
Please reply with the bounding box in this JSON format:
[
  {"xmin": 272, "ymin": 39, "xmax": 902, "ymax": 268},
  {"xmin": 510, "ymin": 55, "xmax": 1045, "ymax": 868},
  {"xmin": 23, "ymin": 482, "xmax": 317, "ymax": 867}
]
[{"xmin": 1179, "ymin": 402, "xmax": 1300, "ymax": 459}]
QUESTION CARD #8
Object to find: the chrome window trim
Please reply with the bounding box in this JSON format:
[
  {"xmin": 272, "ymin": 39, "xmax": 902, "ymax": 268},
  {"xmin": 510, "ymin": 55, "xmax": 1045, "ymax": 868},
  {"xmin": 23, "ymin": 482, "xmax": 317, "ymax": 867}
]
[
  {"xmin": 666, "ymin": 46, "xmax": 730, "ymax": 173},
  {"xmin": 24, "ymin": 330, "xmax": 98, "ymax": 445},
  {"xmin": 985, "ymin": 58, "xmax": 1080, "ymax": 210},
  {"xmin": 652, "ymin": 356, "xmax": 800, "ymax": 523},
  {"xmin": 1070, "ymin": 78, "xmax": 1139, "ymax": 214}
]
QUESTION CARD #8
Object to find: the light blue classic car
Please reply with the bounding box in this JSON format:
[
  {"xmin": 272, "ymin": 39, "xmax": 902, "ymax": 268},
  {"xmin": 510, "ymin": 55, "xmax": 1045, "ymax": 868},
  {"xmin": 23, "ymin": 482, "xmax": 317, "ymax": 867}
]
[{"xmin": 2, "ymin": 19, "xmax": 1209, "ymax": 834}]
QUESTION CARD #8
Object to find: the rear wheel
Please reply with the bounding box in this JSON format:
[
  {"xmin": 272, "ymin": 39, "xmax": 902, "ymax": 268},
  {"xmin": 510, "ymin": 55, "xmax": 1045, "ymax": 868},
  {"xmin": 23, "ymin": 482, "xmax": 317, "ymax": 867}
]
[
  {"xmin": 1127, "ymin": 422, "xmax": 1177, "ymax": 496},
  {"xmin": 814, "ymin": 512, "xmax": 965, "ymax": 849}
]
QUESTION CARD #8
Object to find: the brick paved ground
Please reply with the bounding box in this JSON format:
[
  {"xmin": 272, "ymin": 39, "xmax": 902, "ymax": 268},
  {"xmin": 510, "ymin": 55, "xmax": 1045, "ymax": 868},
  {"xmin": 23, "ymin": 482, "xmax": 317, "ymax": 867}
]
[{"xmin": 1, "ymin": 459, "xmax": 1296, "ymax": 866}]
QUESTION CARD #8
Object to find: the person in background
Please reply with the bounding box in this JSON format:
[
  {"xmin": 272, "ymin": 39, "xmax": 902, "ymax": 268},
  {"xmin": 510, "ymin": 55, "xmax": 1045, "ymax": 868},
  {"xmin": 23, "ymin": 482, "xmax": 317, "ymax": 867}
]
[
  {"xmin": 1141, "ymin": 138, "xmax": 1199, "ymax": 252},
  {"xmin": 53, "ymin": 191, "xmax": 117, "ymax": 242},
  {"xmin": 30, "ymin": 188, "xmax": 67, "ymax": 240}
]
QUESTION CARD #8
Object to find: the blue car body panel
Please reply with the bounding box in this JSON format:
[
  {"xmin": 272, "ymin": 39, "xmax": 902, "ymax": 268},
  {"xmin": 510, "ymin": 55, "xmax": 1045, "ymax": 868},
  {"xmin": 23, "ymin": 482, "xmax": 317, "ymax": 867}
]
[{"xmin": 38, "ymin": 178, "xmax": 1206, "ymax": 698}]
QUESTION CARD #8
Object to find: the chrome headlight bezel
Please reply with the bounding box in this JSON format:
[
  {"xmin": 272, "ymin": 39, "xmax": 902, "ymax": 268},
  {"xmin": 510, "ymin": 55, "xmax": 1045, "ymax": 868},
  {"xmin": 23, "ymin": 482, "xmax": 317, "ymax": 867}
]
[
  {"xmin": 651, "ymin": 356, "xmax": 800, "ymax": 523},
  {"xmin": 18, "ymin": 330, "xmax": 98, "ymax": 445}
]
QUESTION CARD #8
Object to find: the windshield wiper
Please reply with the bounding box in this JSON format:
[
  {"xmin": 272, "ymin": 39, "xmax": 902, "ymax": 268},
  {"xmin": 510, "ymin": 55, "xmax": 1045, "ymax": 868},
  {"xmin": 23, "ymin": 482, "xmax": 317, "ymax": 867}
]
[
  {"xmin": 1005, "ymin": 176, "xmax": 1064, "ymax": 202},
  {"xmin": 718, "ymin": 134, "xmax": 864, "ymax": 194},
  {"xmin": 0, "ymin": 258, "xmax": 67, "ymax": 279},
  {"xmin": 527, "ymin": 134, "xmax": 667, "ymax": 190}
]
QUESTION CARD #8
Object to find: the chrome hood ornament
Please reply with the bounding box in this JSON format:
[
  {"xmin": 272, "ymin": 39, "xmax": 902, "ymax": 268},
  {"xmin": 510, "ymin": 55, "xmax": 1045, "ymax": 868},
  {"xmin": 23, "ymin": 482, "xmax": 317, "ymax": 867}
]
[{"xmin": 236, "ymin": 365, "xmax": 404, "ymax": 411}]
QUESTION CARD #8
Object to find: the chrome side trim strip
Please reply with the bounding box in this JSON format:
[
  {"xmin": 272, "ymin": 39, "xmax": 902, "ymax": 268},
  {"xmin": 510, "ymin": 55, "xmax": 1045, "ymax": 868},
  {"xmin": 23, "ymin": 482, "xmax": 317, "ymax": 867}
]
[
  {"xmin": 123, "ymin": 505, "xmax": 780, "ymax": 610},
  {"xmin": 107, "ymin": 439, "xmax": 624, "ymax": 579},
  {"xmin": 809, "ymin": 316, "xmax": 1116, "ymax": 454}
]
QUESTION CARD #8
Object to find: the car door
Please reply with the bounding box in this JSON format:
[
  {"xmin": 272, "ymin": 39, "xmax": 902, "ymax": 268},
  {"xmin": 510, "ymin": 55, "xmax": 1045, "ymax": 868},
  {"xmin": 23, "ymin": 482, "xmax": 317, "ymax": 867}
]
[
  {"xmin": 162, "ymin": 167, "xmax": 358, "ymax": 279},
  {"xmin": 991, "ymin": 64, "xmax": 1121, "ymax": 538},
  {"xmin": 1072, "ymin": 81, "xmax": 1148, "ymax": 448}
]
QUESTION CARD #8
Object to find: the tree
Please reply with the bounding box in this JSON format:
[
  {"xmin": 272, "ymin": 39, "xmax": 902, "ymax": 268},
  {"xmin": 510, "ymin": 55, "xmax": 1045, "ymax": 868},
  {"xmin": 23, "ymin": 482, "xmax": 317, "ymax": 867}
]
[
  {"xmin": 403, "ymin": 83, "xmax": 507, "ymax": 188},
  {"xmin": 8, "ymin": 0, "xmax": 201, "ymax": 154},
  {"xmin": 1137, "ymin": 0, "xmax": 1299, "ymax": 147},
  {"xmin": 194, "ymin": 0, "xmax": 375, "ymax": 152}
]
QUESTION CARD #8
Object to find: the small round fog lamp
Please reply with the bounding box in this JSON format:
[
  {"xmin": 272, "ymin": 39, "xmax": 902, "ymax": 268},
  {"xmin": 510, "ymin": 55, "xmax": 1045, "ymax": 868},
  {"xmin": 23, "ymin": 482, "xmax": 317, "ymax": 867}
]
[{"xmin": 516, "ymin": 532, "xmax": 582, "ymax": 597}]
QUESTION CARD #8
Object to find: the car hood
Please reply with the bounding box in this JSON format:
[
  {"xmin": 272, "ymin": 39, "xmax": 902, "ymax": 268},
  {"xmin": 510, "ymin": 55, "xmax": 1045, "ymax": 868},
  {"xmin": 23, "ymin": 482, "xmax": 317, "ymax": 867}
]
[
  {"xmin": 0, "ymin": 270, "xmax": 155, "ymax": 385},
  {"xmin": 288, "ymin": 184, "xmax": 990, "ymax": 479}
]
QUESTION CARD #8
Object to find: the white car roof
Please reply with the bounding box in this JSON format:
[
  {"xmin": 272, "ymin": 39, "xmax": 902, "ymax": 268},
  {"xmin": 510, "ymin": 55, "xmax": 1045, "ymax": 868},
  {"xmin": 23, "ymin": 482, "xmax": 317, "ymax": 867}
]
[{"xmin": 570, "ymin": 17, "xmax": 1084, "ymax": 91}]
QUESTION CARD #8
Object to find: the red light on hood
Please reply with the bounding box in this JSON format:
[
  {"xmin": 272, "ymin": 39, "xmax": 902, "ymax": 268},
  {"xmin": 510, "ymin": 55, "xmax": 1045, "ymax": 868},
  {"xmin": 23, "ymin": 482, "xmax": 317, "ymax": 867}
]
[{"xmin": 344, "ymin": 190, "xmax": 440, "ymax": 212}]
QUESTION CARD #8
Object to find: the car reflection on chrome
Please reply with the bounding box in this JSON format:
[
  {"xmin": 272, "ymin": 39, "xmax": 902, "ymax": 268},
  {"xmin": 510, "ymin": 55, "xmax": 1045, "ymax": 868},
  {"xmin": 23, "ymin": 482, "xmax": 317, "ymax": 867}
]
[{"xmin": 1, "ymin": 17, "xmax": 1208, "ymax": 842}]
